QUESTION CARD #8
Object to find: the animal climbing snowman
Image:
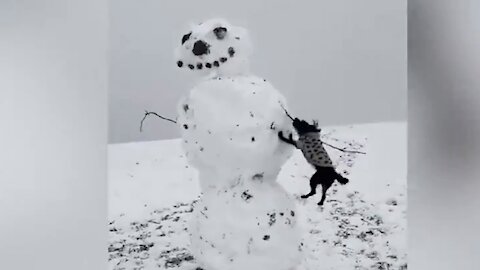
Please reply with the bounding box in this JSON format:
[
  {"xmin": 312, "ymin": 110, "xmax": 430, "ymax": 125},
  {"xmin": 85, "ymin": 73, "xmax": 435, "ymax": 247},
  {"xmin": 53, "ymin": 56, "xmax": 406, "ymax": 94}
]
[{"xmin": 175, "ymin": 18, "xmax": 304, "ymax": 270}]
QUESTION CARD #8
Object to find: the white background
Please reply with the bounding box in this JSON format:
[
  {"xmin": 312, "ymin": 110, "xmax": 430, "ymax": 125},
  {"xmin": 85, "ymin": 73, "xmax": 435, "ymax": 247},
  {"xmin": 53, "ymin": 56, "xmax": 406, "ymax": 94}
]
[{"xmin": 1, "ymin": 1, "xmax": 108, "ymax": 269}]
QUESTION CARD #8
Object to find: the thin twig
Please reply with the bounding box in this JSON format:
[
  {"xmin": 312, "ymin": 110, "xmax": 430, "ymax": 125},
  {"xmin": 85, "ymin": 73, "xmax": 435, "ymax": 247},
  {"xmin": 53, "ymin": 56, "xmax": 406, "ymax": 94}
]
[
  {"xmin": 279, "ymin": 103, "xmax": 295, "ymax": 121},
  {"xmin": 140, "ymin": 110, "xmax": 177, "ymax": 132},
  {"xmin": 140, "ymin": 106, "xmax": 366, "ymax": 154},
  {"xmin": 321, "ymin": 141, "xmax": 366, "ymax": 155}
]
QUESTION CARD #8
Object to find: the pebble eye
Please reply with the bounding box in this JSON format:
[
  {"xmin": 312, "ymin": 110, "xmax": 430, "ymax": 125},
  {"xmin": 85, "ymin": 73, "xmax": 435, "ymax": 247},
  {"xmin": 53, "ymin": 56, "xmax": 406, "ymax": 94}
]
[
  {"xmin": 213, "ymin": 27, "xmax": 227, "ymax": 40},
  {"xmin": 182, "ymin": 32, "xmax": 192, "ymax": 45}
]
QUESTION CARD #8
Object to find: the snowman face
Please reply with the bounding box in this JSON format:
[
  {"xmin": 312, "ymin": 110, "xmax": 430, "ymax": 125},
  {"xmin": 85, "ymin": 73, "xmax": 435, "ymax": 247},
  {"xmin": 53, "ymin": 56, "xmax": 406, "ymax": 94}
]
[{"xmin": 175, "ymin": 18, "xmax": 251, "ymax": 72}]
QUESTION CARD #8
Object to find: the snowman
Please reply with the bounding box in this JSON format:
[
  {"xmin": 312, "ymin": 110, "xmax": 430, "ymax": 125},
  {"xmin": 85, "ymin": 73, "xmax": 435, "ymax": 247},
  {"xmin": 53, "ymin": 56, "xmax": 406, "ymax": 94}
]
[{"xmin": 175, "ymin": 18, "xmax": 304, "ymax": 270}]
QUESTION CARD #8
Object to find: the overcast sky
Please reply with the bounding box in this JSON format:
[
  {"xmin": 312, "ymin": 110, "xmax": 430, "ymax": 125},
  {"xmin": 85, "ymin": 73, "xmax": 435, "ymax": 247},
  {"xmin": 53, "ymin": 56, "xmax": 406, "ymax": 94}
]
[{"xmin": 109, "ymin": 0, "xmax": 406, "ymax": 143}]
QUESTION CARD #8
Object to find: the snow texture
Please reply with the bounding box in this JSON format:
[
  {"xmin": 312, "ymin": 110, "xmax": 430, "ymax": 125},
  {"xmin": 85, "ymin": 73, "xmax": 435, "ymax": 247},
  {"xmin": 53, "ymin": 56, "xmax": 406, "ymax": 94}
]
[
  {"xmin": 174, "ymin": 18, "xmax": 304, "ymax": 270},
  {"xmin": 177, "ymin": 76, "xmax": 293, "ymax": 183},
  {"xmin": 108, "ymin": 122, "xmax": 407, "ymax": 270}
]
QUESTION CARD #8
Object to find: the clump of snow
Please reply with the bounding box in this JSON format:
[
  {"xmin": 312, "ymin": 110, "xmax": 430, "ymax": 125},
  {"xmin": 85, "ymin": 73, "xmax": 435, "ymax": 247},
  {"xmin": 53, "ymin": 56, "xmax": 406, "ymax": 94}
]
[
  {"xmin": 175, "ymin": 18, "xmax": 302, "ymax": 270},
  {"xmin": 174, "ymin": 18, "xmax": 252, "ymax": 77},
  {"xmin": 177, "ymin": 76, "xmax": 293, "ymax": 184},
  {"xmin": 176, "ymin": 73, "xmax": 302, "ymax": 270},
  {"xmin": 189, "ymin": 178, "xmax": 302, "ymax": 270}
]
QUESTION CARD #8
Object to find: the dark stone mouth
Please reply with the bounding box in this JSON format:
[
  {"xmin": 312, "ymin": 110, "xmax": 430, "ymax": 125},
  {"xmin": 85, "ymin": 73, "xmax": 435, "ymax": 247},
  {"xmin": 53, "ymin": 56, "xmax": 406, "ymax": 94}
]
[
  {"xmin": 178, "ymin": 57, "xmax": 226, "ymax": 70},
  {"xmin": 177, "ymin": 48, "xmax": 235, "ymax": 70}
]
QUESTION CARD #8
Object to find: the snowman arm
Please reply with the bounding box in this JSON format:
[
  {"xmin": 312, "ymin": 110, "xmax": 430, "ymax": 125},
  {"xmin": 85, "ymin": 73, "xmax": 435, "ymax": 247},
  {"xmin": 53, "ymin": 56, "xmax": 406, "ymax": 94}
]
[{"xmin": 278, "ymin": 131, "xmax": 297, "ymax": 147}]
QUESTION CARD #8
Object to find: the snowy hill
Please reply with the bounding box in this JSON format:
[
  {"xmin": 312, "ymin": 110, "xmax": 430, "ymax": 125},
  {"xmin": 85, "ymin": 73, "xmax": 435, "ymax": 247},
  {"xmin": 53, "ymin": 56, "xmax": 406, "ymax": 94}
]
[{"xmin": 108, "ymin": 122, "xmax": 407, "ymax": 270}]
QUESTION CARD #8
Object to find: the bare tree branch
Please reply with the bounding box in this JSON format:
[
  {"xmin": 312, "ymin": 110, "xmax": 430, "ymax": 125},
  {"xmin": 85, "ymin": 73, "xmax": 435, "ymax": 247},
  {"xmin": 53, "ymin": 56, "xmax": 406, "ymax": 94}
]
[
  {"xmin": 140, "ymin": 110, "xmax": 177, "ymax": 132},
  {"xmin": 279, "ymin": 103, "xmax": 295, "ymax": 121}
]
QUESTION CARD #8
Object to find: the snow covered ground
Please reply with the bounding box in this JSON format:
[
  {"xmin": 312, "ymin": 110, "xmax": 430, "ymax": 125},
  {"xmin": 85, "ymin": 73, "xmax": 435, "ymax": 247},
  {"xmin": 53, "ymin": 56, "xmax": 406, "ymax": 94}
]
[{"xmin": 108, "ymin": 122, "xmax": 407, "ymax": 270}]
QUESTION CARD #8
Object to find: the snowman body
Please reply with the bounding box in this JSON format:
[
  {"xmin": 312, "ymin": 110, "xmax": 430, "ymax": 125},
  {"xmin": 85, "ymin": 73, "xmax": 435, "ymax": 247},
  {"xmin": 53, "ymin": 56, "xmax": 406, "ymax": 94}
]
[{"xmin": 175, "ymin": 18, "xmax": 303, "ymax": 270}]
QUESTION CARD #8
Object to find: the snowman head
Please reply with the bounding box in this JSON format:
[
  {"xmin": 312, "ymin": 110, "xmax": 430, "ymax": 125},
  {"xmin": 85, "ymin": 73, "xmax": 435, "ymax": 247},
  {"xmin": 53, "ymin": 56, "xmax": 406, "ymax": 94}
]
[{"xmin": 175, "ymin": 18, "xmax": 252, "ymax": 76}]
